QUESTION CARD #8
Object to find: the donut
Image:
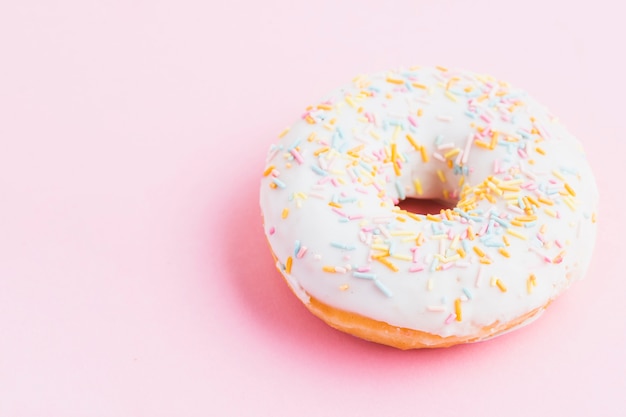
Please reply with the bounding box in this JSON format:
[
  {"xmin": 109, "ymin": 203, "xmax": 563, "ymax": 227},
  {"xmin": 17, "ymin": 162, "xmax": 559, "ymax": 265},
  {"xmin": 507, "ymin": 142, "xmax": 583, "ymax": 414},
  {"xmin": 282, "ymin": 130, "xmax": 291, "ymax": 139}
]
[{"xmin": 260, "ymin": 66, "xmax": 598, "ymax": 349}]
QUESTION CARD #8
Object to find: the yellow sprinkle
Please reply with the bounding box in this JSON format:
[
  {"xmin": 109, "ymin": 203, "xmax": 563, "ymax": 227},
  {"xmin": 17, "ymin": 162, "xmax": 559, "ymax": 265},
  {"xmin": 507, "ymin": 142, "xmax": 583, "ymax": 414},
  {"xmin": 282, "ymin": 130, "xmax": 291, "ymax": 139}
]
[
  {"xmin": 506, "ymin": 229, "xmax": 527, "ymax": 240},
  {"xmin": 412, "ymin": 82, "xmax": 427, "ymax": 89},
  {"xmin": 405, "ymin": 134, "xmax": 420, "ymax": 151},
  {"xmin": 391, "ymin": 143, "xmax": 401, "ymax": 176},
  {"xmin": 552, "ymin": 169, "xmax": 566, "ymax": 181},
  {"xmin": 544, "ymin": 208, "xmax": 558, "ymax": 218},
  {"xmin": 417, "ymin": 108, "xmax": 424, "ymax": 117},
  {"xmin": 495, "ymin": 279, "xmax": 507, "ymax": 292},
  {"xmin": 285, "ymin": 256, "xmax": 293, "ymax": 274},
  {"xmin": 314, "ymin": 146, "xmax": 329, "ymax": 156},
  {"xmin": 390, "ymin": 253, "xmax": 412, "ymax": 261},
  {"xmin": 535, "ymin": 147, "xmax": 546, "ymax": 155},
  {"xmin": 436, "ymin": 65, "xmax": 448, "ymax": 72},
  {"xmin": 538, "ymin": 196, "xmax": 554, "ymax": 206},
  {"xmin": 427, "ymin": 278, "xmax": 434, "ymax": 290},
  {"xmin": 413, "ymin": 178, "xmax": 423, "ymax": 196},
  {"xmin": 322, "ymin": 266, "xmax": 336, "ymax": 273},
  {"xmin": 281, "ymin": 208, "xmax": 289, "ymax": 219},
  {"xmin": 420, "ymin": 146, "xmax": 429, "ymax": 163},
  {"xmin": 455, "ymin": 298, "xmax": 462, "ymax": 322},
  {"xmin": 515, "ymin": 215, "xmax": 538, "ymax": 222},
  {"xmin": 486, "ymin": 180, "xmax": 503, "ymax": 196},
  {"xmin": 369, "ymin": 130, "xmax": 380, "ymax": 140},
  {"xmin": 395, "ymin": 216, "xmax": 406, "ymax": 223},
  {"xmin": 503, "ymin": 235, "xmax": 510, "ymax": 247},
  {"xmin": 278, "ymin": 127, "xmax": 290, "ymax": 138},
  {"xmin": 339, "ymin": 284, "xmax": 349, "ymax": 291},
  {"xmin": 269, "ymin": 182, "xmax": 277, "ymax": 189},
  {"xmin": 457, "ymin": 248, "xmax": 466, "ymax": 258},
  {"xmin": 466, "ymin": 226, "xmax": 475, "ymax": 240},
  {"xmin": 564, "ymin": 183, "xmax": 576, "ymax": 197},
  {"xmin": 416, "ymin": 232, "xmax": 424, "ymax": 246},
  {"xmin": 444, "ymin": 148, "xmax": 461, "ymax": 159},
  {"xmin": 328, "ymin": 201, "xmax": 342, "ymax": 208},
  {"xmin": 445, "ymin": 90, "xmax": 458, "ymax": 102},
  {"xmin": 263, "ymin": 165, "xmax": 275, "ymax": 176},
  {"xmin": 305, "ymin": 115, "xmax": 316, "ymax": 124},
  {"xmin": 479, "ymin": 257, "xmax": 492, "ymax": 265},
  {"xmin": 442, "ymin": 189, "xmax": 449, "ymax": 199},
  {"xmin": 345, "ymin": 96, "xmax": 356, "ymax": 107},
  {"xmin": 437, "ymin": 169, "xmax": 446, "ymax": 183},
  {"xmin": 563, "ymin": 196, "xmax": 577, "ymax": 211},
  {"xmin": 498, "ymin": 248, "xmax": 511, "ymax": 258},
  {"xmin": 592, "ymin": 212, "xmax": 597, "ymax": 223},
  {"xmin": 426, "ymin": 214, "xmax": 442, "ymax": 222}
]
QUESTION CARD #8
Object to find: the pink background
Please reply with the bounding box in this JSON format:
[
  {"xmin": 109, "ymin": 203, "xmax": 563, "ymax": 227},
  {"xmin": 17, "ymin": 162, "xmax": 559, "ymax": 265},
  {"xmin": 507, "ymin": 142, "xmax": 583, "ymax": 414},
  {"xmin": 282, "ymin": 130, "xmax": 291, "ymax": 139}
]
[{"xmin": 1, "ymin": 0, "xmax": 624, "ymax": 415}]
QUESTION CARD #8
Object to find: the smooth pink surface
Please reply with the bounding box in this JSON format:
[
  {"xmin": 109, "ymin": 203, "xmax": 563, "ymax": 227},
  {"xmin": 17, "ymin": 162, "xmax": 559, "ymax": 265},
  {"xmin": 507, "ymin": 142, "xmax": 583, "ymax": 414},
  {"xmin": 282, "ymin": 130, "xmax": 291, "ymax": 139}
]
[{"xmin": 1, "ymin": 1, "xmax": 624, "ymax": 415}]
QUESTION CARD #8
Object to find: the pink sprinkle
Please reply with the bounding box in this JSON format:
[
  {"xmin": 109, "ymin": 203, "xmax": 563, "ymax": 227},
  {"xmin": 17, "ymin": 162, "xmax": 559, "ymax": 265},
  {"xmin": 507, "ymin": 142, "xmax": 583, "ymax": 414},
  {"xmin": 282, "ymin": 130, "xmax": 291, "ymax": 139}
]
[
  {"xmin": 332, "ymin": 208, "xmax": 348, "ymax": 217},
  {"xmin": 517, "ymin": 148, "xmax": 528, "ymax": 158},
  {"xmin": 445, "ymin": 313, "xmax": 457, "ymax": 324},
  {"xmin": 290, "ymin": 148, "xmax": 304, "ymax": 164},
  {"xmin": 555, "ymin": 240, "xmax": 563, "ymax": 248},
  {"xmin": 348, "ymin": 214, "xmax": 364, "ymax": 220},
  {"xmin": 409, "ymin": 265, "xmax": 425, "ymax": 272},
  {"xmin": 475, "ymin": 265, "xmax": 483, "ymax": 288},
  {"xmin": 493, "ymin": 159, "xmax": 500, "ymax": 174},
  {"xmin": 408, "ymin": 115, "xmax": 418, "ymax": 127},
  {"xmin": 480, "ymin": 114, "xmax": 492, "ymax": 123},
  {"xmin": 269, "ymin": 227, "xmax": 275, "ymax": 235},
  {"xmin": 330, "ymin": 178, "xmax": 339, "ymax": 187},
  {"xmin": 536, "ymin": 233, "xmax": 546, "ymax": 243},
  {"xmin": 356, "ymin": 266, "xmax": 371, "ymax": 273},
  {"xmin": 428, "ymin": 305, "xmax": 446, "ymax": 312},
  {"xmin": 296, "ymin": 246, "xmax": 308, "ymax": 258},
  {"xmin": 433, "ymin": 152, "xmax": 445, "ymax": 162},
  {"xmin": 355, "ymin": 187, "xmax": 368, "ymax": 194}
]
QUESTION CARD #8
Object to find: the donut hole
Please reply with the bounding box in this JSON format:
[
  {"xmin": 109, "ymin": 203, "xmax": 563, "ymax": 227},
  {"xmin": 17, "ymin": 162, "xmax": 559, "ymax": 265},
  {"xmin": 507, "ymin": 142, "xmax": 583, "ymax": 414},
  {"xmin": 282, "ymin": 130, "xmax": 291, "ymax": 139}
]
[{"xmin": 396, "ymin": 197, "xmax": 457, "ymax": 216}]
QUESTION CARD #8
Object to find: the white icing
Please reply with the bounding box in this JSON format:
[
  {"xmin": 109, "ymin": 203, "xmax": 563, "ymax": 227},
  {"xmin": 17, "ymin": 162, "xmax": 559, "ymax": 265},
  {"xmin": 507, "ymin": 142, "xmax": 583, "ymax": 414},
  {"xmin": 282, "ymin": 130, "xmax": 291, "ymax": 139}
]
[{"xmin": 260, "ymin": 67, "xmax": 599, "ymax": 338}]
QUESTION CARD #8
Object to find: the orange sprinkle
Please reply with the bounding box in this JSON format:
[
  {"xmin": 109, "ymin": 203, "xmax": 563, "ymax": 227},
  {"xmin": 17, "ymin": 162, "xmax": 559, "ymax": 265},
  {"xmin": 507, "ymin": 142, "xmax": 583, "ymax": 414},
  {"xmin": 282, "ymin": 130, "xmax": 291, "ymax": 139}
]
[
  {"xmin": 457, "ymin": 248, "xmax": 466, "ymax": 258},
  {"xmin": 328, "ymin": 202, "xmax": 342, "ymax": 208},
  {"xmin": 466, "ymin": 226, "xmax": 475, "ymax": 240},
  {"xmin": 527, "ymin": 274, "xmax": 537, "ymax": 294},
  {"xmin": 479, "ymin": 257, "xmax": 492, "ymax": 265},
  {"xmin": 305, "ymin": 115, "xmax": 316, "ymax": 124},
  {"xmin": 307, "ymin": 132, "xmax": 317, "ymax": 142},
  {"xmin": 495, "ymin": 279, "xmax": 507, "ymax": 292},
  {"xmin": 498, "ymin": 248, "xmax": 511, "ymax": 258},
  {"xmin": 339, "ymin": 284, "xmax": 349, "ymax": 291},
  {"xmin": 263, "ymin": 165, "xmax": 275, "ymax": 176},
  {"xmin": 436, "ymin": 169, "xmax": 446, "ymax": 183},
  {"xmin": 535, "ymin": 147, "xmax": 546, "ymax": 155},
  {"xmin": 475, "ymin": 140, "xmax": 492, "ymax": 149},
  {"xmin": 376, "ymin": 256, "xmax": 399, "ymax": 272},
  {"xmin": 405, "ymin": 134, "xmax": 420, "ymax": 151},
  {"xmin": 322, "ymin": 266, "xmax": 336, "ymax": 273},
  {"xmin": 455, "ymin": 299, "xmax": 462, "ymax": 322},
  {"xmin": 285, "ymin": 256, "xmax": 293, "ymax": 274},
  {"xmin": 269, "ymin": 182, "xmax": 277, "ymax": 189},
  {"xmin": 281, "ymin": 208, "xmax": 289, "ymax": 219},
  {"xmin": 386, "ymin": 77, "xmax": 404, "ymax": 84},
  {"xmin": 473, "ymin": 246, "xmax": 485, "ymax": 257},
  {"xmin": 316, "ymin": 104, "xmax": 332, "ymax": 110}
]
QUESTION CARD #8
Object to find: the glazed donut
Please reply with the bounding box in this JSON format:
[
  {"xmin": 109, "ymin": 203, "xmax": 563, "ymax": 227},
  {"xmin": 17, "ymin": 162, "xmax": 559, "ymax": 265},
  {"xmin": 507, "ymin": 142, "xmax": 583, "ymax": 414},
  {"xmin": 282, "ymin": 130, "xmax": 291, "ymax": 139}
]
[{"xmin": 260, "ymin": 66, "xmax": 598, "ymax": 349}]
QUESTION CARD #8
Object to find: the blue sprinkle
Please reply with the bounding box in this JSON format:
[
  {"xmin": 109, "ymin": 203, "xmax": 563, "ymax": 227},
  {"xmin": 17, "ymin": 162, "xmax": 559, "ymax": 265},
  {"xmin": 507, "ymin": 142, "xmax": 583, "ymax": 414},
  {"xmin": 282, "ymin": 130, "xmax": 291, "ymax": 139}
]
[
  {"xmin": 294, "ymin": 240, "xmax": 301, "ymax": 256},
  {"xmin": 272, "ymin": 178, "xmax": 287, "ymax": 188},
  {"xmin": 374, "ymin": 280, "xmax": 393, "ymax": 297},
  {"xmin": 389, "ymin": 242, "xmax": 397, "ymax": 256},
  {"xmin": 482, "ymin": 239, "xmax": 505, "ymax": 248},
  {"xmin": 338, "ymin": 197, "xmax": 357, "ymax": 204},
  {"xmin": 336, "ymin": 127, "xmax": 344, "ymax": 139},
  {"xmin": 464, "ymin": 110, "xmax": 478, "ymax": 119},
  {"xmin": 353, "ymin": 272, "xmax": 376, "ymax": 280},
  {"xmin": 331, "ymin": 242, "xmax": 356, "ymax": 251},
  {"xmin": 311, "ymin": 165, "xmax": 328, "ymax": 176},
  {"xmin": 524, "ymin": 221, "xmax": 537, "ymax": 228},
  {"xmin": 288, "ymin": 138, "xmax": 302, "ymax": 150},
  {"xmin": 395, "ymin": 180, "xmax": 406, "ymax": 200},
  {"xmin": 430, "ymin": 257, "xmax": 439, "ymax": 272},
  {"xmin": 492, "ymin": 217, "xmax": 510, "ymax": 229},
  {"xmin": 463, "ymin": 288, "xmax": 473, "ymax": 300},
  {"xmin": 358, "ymin": 160, "xmax": 373, "ymax": 172},
  {"xmin": 338, "ymin": 218, "xmax": 349, "ymax": 223}
]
